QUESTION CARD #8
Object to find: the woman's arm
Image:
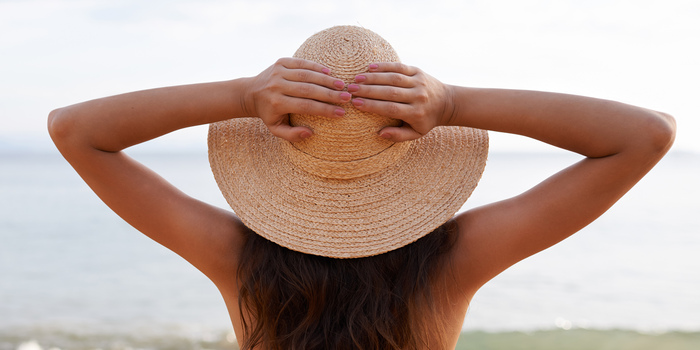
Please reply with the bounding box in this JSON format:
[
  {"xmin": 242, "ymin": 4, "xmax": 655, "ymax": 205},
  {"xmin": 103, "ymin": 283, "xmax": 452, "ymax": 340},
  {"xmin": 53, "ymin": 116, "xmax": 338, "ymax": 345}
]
[
  {"xmin": 48, "ymin": 58, "xmax": 350, "ymax": 284},
  {"xmin": 445, "ymin": 87, "xmax": 675, "ymax": 291},
  {"xmin": 349, "ymin": 63, "xmax": 676, "ymax": 293}
]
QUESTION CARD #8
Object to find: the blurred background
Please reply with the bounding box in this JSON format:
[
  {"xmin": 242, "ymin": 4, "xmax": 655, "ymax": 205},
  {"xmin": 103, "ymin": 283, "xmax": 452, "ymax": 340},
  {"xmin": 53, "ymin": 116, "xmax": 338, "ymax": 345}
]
[{"xmin": 1, "ymin": 0, "xmax": 698, "ymax": 349}]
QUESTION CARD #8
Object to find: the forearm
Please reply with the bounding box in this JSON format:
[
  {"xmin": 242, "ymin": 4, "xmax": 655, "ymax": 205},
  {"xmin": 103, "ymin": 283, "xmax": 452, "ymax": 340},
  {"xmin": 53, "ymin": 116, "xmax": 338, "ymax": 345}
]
[
  {"xmin": 446, "ymin": 86, "xmax": 676, "ymax": 158},
  {"xmin": 48, "ymin": 78, "xmax": 250, "ymax": 153}
]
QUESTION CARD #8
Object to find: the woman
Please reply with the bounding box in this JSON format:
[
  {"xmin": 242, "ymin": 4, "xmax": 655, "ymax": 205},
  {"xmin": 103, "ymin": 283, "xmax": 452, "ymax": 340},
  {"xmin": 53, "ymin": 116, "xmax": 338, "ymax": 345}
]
[{"xmin": 48, "ymin": 26, "xmax": 675, "ymax": 350}]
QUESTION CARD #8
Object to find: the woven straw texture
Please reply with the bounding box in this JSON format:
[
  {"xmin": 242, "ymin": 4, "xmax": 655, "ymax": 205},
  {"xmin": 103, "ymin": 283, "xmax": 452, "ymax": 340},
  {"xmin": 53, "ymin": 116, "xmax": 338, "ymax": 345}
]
[{"xmin": 208, "ymin": 26, "xmax": 488, "ymax": 258}]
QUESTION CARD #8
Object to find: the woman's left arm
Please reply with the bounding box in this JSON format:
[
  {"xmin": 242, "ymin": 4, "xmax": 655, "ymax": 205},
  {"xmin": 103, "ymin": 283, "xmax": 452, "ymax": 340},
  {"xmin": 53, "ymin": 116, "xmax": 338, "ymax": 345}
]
[
  {"xmin": 48, "ymin": 58, "xmax": 349, "ymax": 284},
  {"xmin": 48, "ymin": 79, "xmax": 252, "ymax": 283}
]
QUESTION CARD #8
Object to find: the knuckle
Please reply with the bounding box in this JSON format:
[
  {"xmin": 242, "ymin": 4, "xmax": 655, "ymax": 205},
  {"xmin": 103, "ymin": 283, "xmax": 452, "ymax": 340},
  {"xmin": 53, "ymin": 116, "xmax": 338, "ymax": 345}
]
[
  {"xmin": 268, "ymin": 126, "xmax": 281, "ymax": 137},
  {"xmin": 390, "ymin": 74, "xmax": 404, "ymax": 86},
  {"xmin": 397, "ymin": 133, "xmax": 412, "ymax": 142},
  {"xmin": 267, "ymin": 82, "xmax": 283, "ymax": 94},
  {"xmin": 416, "ymin": 107, "xmax": 429, "ymax": 120},
  {"xmin": 269, "ymin": 128, "xmax": 288, "ymax": 140},
  {"xmin": 296, "ymin": 70, "xmax": 310, "ymax": 82},
  {"xmin": 269, "ymin": 99, "xmax": 283, "ymax": 110},
  {"xmin": 268, "ymin": 68, "xmax": 283, "ymax": 81},
  {"xmin": 297, "ymin": 84, "xmax": 312, "ymax": 97},
  {"xmin": 328, "ymin": 88, "xmax": 340, "ymax": 100},
  {"xmin": 267, "ymin": 79, "xmax": 281, "ymax": 89},
  {"xmin": 275, "ymin": 57, "xmax": 288, "ymax": 67},
  {"xmin": 385, "ymin": 103, "xmax": 401, "ymax": 117},
  {"xmin": 388, "ymin": 88, "xmax": 402, "ymax": 100},
  {"xmin": 297, "ymin": 99, "xmax": 313, "ymax": 113}
]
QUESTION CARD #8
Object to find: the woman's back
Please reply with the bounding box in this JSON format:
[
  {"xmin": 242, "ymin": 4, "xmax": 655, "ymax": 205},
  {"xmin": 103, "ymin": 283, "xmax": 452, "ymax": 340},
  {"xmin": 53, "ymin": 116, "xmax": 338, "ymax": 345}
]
[
  {"xmin": 232, "ymin": 223, "xmax": 460, "ymax": 349},
  {"xmin": 48, "ymin": 26, "xmax": 675, "ymax": 349}
]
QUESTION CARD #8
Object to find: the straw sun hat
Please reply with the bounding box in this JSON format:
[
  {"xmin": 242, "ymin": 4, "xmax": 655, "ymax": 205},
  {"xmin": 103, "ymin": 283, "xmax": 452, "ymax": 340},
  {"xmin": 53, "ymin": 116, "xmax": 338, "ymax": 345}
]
[{"xmin": 208, "ymin": 25, "xmax": 488, "ymax": 258}]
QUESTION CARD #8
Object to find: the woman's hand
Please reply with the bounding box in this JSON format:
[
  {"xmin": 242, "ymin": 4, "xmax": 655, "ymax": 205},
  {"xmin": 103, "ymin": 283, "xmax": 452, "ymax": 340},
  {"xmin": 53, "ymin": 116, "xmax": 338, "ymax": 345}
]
[
  {"xmin": 348, "ymin": 62, "xmax": 454, "ymax": 142},
  {"xmin": 244, "ymin": 58, "xmax": 353, "ymax": 142}
]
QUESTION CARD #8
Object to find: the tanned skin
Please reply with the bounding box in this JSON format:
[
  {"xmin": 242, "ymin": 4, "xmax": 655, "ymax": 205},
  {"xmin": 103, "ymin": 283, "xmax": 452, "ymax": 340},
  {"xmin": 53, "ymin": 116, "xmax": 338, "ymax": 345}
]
[{"xmin": 48, "ymin": 58, "xmax": 675, "ymax": 349}]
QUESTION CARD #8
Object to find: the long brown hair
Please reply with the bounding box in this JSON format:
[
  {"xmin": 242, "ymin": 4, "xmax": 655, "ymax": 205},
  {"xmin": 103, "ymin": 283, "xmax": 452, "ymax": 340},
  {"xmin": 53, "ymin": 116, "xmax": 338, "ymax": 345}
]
[{"xmin": 236, "ymin": 221, "xmax": 458, "ymax": 350}]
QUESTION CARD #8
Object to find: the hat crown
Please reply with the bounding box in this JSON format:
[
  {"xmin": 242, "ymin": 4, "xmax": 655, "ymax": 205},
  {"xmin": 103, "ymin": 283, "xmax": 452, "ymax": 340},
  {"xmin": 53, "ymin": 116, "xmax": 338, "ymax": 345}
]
[
  {"xmin": 293, "ymin": 25, "xmax": 399, "ymax": 82},
  {"xmin": 286, "ymin": 26, "xmax": 405, "ymax": 178}
]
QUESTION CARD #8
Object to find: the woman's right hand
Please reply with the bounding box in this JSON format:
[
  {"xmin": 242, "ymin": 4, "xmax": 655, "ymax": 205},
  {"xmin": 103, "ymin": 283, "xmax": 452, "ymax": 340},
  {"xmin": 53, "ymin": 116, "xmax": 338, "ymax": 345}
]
[
  {"xmin": 244, "ymin": 58, "xmax": 353, "ymax": 142},
  {"xmin": 347, "ymin": 62, "xmax": 454, "ymax": 142}
]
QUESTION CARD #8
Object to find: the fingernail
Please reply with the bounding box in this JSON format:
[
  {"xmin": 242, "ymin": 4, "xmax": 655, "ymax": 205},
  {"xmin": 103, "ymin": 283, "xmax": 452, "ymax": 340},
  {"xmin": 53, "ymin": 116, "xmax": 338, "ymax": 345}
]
[
  {"xmin": 347, "ymin": 84, "xmax": 359, "ymax": 93},
  {"xmin": 352, "ymin": 98, "xmax": 364, "ymax": 107},
  {"xmin": 369, "ymin": 64, "xmax": 379, "ymax": 70},
  {"xmin": 322, "ymin": 68, "xmax": 331, "ymax": 75},
  {"xmin": 355, "ymin": 75, "xmax": 366, "ymax": 82},
  {"xmin": 340, "ymin": 92, "xmax": 351, "ymax": 101},
  {"xmin": 334, "ymin": 80, "xmax": 345, "ymax": 89},
  {"xmin": 300, "ymin": 131, "xmax": 312, "ymax": 139},
  {"xmin": 380, "ymin": 132, "xmax": 391, "ymax": 139},
  {"xmin": 334, "ymin": 108, "xmax": 345, "ymax": 116}
]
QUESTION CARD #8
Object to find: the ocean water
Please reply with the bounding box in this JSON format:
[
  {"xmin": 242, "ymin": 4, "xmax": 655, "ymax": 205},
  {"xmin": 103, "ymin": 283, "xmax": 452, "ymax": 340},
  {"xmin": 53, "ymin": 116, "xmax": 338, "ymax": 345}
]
[{"xmin": 1, "ymin": 151, "xmax": 699, "ymax": 349}]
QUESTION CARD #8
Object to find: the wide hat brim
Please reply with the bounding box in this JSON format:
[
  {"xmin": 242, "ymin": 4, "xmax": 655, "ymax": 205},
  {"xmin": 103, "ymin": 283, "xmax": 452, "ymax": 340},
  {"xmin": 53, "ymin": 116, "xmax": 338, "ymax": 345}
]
[{"xmin": 208, "ymin": 119, "xmax": 487, "ymax": 258}]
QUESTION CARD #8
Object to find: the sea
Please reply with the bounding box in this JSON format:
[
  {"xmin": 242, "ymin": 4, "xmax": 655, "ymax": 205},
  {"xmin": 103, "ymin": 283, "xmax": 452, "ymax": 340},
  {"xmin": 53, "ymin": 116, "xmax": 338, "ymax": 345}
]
[{"xmin": 1, "ymin": 150, "xmax": 699, "ymax": 350}]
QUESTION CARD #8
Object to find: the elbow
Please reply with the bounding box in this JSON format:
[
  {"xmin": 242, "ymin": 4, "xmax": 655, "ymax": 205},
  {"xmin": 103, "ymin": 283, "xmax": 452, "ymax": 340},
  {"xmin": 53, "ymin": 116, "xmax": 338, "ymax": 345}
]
[
  {"xmin": 47, "ymin": 108, "xmax": 62, "ymax": 138},
  {"xmin": 645, "ymin": 111, "xmax": 676, "ymax": 154},
  {"xmin": 47, "ymin": 107, "xmax": 78, "ymax": 150},
  {"xmin": 47, "ymin": 108, "xmax": 66, "ymax": 144},
  {"xmin": 613, "ymin": 110, "xmax": 676, "ymax": 166}
]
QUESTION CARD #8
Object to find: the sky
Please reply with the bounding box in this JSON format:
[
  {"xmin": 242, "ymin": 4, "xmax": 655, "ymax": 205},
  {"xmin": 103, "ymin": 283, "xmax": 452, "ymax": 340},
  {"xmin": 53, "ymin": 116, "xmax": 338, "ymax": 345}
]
[{"xmin": 1, "ymin": 0, "xmax": 698, "ymax": 153}]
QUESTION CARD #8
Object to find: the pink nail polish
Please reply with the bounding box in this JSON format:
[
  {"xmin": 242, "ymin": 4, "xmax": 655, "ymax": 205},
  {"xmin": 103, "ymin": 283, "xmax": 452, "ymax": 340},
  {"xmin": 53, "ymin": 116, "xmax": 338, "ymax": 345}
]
[
  {"xmin": 300, "ymin": 131, "xmax": 312, "ymax": 139},
  {"xmin": 352, "ymin": 98, "xmax": 364, "ymax": 107},
  {"xmin": 369, "ymin": 64, "xmax": 379, "ymax": 70},
  {"xmin": 347, "ymin": 84, "xmax": 359, "ymax": 93},
  {"xmin": 380, "ymin": 132, "xmax": 391, "ymax": 139},
  {"xmin": 334, "ymin": 80, "xmax": 345, "ymax": 89},
  {"xmin": 340, "ymin": 92, "xmax": 351, "ymax": 101},
  {"xmin": 322, "ymin": 68, "xmax": 331, "ymax": 74},
  {"xmin": 355, "ymin": 75, "xmax": 366, "ymax": 82},
  {"xmin": 334, "ymin": 108, "xmax": 345, "ymax": 116}
]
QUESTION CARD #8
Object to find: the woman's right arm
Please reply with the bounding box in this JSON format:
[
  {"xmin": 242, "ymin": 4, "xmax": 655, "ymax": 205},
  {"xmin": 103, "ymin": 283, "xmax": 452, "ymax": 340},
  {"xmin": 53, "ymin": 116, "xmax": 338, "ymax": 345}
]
[
  {"xmin": 349, "ymin": 63, "xmax": 676, "ymax": 293},
  {"xmin": 445, "ymin": 87, "xmax": 676, "ymax": 290},
  {"xmin": 48, "ymin": 58, "xmax": 350, "ymax": 284}
]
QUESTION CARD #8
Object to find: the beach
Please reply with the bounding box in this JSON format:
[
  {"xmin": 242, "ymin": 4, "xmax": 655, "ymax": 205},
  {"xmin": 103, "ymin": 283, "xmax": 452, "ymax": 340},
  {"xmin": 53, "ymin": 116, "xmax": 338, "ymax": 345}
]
[
  {"xmin": 4, "ymin": 328, "xmax": 700, "ymax": 350},
  {"xmin": 1, "ymin": 151, "xmax": 698, "ymax": 349}
]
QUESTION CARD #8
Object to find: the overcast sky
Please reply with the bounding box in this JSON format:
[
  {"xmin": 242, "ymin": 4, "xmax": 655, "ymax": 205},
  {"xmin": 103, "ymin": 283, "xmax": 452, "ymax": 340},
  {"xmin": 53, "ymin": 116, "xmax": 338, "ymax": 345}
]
[{"xmin": 1, "ymin": 0, "xmax": 698, "ymax": 153}]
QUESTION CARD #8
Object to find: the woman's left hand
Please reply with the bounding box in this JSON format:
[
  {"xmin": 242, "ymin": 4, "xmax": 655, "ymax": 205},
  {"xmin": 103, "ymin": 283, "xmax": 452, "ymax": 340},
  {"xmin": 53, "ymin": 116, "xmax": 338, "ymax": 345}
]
[
  {"xmin": 348, "ymin": 63, "xmax": 454, "ymax": 142},
  {"xmin": 245, "ymin": 58, "xmax": 352, "ymax": 142}
]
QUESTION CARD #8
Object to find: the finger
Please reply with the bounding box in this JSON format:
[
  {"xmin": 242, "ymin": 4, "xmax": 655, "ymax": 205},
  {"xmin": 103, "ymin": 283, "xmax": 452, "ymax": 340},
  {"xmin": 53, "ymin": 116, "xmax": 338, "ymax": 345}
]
[
  {"xmin": 279, "ymin": 57, "xmax": 345, "ymax": 91},
  {"xmin": 351, "ymin": 97, "xmax": 410, "ymax": 119},
  {"xmin": 348, "ymin": 84, "xmax": 414, "ymax": 104},
  {"xmin": 354, "ymin": 72, "xmax": 414, "ymax": 88},
  {"xmin": 284, "ymin": 67, "xmax": 346, "ymax": 91},
  {"xmin": 282, "ymin": 95, "xmax": 347, "ymax": 118},
  {"xmin": 378, "ymin": 125, "xmax": 423, "ymax": 142},
  {"xmin": 280, "ymin": 80, "xmax": 352, "ymax": 104},
  {"xmin": 268, "ymin": 123, "xmax": 314, "ymax": 142},
  {"xmin": 368, "ymin": 62, "xmax": 418, "ymax": 76},
  {"xmin": 277, "ymin": 57, "xmax": 331, "ymax": 75}
]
